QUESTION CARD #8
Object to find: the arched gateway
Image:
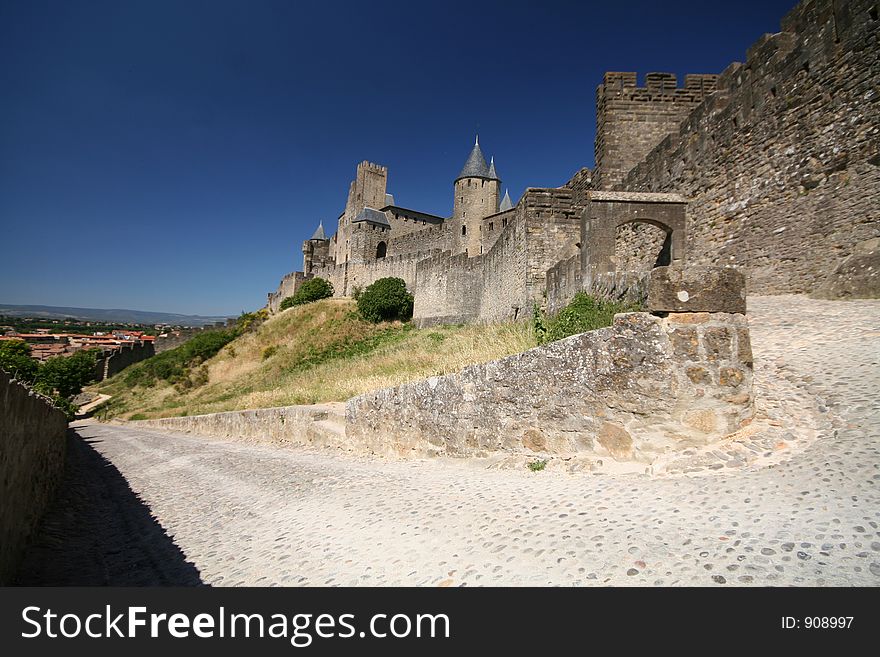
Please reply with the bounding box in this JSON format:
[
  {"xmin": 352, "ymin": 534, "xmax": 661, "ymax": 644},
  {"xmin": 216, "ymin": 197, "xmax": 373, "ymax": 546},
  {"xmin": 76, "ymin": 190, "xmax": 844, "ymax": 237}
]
[{"xmin": 580, "ymin": 190, "xmax": 687, "ymax": 277}]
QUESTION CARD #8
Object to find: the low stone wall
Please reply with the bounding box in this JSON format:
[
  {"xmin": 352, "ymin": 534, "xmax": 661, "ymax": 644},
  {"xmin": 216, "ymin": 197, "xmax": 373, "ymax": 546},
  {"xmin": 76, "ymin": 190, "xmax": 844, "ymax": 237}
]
[
  {"xmin": 0, "ymin": 370, "xmax": 68, "ymax": 584},
  {"xmin": 130, "ymin": 403, "xmax": 347, "ymax": 451},
  {"xmin": 140, "ymin": 267, "xmax": 754, "ymax": 470},
  {"xmin": 346, "ymin": 310, "xmax": 753, "ymax": 462}
]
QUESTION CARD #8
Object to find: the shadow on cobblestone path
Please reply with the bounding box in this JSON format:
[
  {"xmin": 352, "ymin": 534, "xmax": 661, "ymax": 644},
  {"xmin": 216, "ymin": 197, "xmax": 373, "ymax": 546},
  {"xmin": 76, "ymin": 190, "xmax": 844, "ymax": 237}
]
[{"xmin": 13, "ymin": 427, "xmax": 204, "ymax": 586}]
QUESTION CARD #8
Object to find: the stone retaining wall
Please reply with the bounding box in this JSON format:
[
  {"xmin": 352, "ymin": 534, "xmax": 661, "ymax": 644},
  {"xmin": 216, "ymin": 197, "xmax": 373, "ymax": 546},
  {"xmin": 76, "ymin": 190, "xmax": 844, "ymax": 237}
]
[
  {"xmin": 346, "ymin": 309, "xmax": 753, "ymax": 462},
  {"xmin": 131, "ymin": 403, "xmax": 347, "ymax": 451},
  {"xmin": 0, "ymin": 370, "xmax": 68, "ymax": 584}
]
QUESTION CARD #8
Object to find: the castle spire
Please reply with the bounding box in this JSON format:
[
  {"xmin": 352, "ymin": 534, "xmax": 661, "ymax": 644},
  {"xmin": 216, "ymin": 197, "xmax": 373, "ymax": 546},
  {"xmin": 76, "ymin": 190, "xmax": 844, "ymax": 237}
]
[
  {"xmin": 499, "ymin": 189, "xmax": 513, "ymax": 211},
  {"xmin": 487, "ymin": 156, "xmax": 499, "ymax": 180},
  {"xmin": 456, "ymin": 137, "xmax": 490, "ymax": 181},
  {"xmin": 310, "ymin": 221, "xmax": 327, "ymax": 241}
]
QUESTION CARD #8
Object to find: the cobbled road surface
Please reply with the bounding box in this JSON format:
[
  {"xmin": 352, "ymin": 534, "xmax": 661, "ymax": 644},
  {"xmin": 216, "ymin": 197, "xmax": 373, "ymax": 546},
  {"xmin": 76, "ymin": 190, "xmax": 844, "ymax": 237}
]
[{"xmin": 16, "ymin": 296, "xmax": 880, "ymax": 586}]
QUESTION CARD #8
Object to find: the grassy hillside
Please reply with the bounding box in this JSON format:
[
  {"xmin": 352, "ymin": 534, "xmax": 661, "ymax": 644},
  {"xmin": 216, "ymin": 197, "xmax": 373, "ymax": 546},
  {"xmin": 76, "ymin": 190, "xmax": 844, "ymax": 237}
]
[{"xmin": 93, "ymin": 298, "xmax": 537, "ymax": 420}]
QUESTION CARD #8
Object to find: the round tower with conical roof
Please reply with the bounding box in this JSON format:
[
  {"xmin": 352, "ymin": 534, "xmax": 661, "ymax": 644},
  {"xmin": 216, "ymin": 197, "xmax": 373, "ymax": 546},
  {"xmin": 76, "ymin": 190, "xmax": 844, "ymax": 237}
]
[
  {"xmin": 302, "ymin": 220, "xmax": 330, "ymax": 275},
  {"xmin": 452, "ymin": 136, "xmax": 501, "ymax": 257}
]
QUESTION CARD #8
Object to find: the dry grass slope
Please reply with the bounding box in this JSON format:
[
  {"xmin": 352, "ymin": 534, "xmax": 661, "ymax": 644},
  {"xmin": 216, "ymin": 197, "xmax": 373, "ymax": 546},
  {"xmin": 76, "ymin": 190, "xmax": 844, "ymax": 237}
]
[{"xmin": 93, "ymin": 298, "xmax": 536, "ymax": 420}]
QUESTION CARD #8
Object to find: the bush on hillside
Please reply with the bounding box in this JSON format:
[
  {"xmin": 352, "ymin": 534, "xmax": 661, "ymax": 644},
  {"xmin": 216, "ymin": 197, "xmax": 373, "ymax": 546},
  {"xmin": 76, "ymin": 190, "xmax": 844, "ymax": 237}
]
[
  {"xmin": 234, "ymin": 308, "xmax": 268, "ymax": 334},
  {"xmin": 357, "ymin": 277, "xmax": 414, "ymax": 323},
  {"xmin": 124, "ymin": 328, "xmax": 235, "ymax": 387},
  {"xmin": 280, "ymin": 278, "xmax": 334, "ymax": 310},
  {"xmin": 0, "ymin": 339, "xmax": 39, "ymax": 383},
  {"xmin": 121, "ymin": 309, "xmax": 267, "ymax": 388},
  {"xmin": 534, "ymin": 292, "xmax": 642, "ymax": 344},
  {"xmin": 34, "ymin": 349, "xmax": 99, "ymax": 398}
]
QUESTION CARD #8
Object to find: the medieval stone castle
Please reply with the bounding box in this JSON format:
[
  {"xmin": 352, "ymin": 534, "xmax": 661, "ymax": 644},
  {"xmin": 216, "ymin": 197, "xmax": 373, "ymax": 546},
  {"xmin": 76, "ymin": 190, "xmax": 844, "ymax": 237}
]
[{"xmin": 268, "ymin": 0, "xmax": 879, "ymax": 324}]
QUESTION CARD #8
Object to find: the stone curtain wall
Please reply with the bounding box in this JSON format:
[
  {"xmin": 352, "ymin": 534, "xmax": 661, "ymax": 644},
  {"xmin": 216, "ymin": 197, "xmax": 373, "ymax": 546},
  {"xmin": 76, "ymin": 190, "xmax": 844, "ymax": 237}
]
[
  {"xmin": 564, "ymin": 167, "xmax": 593, "ymax": 206},
  {"xmin": 476, "ymin": 205, "xmax": 529, "ymax": 322},
  {"xmin": 0, "ymin": 370, "xmax": 68, "ymax": 584},
  {"xmin": 99, "ymin": 340, "xmax": 156, "ymax": 380},
  {"xmin": 478, "ymin": 208, "xmax": 515, "ymax": 255},
  {"xmin": 522, "ymin": 189, "xmax": 581, "ymax": 304},
  {"xmin": 545, "ymin": 253, "xmax": 582, "ymax": 315},
  {"xmin": 344, "ymin": 252, "xmax": 426, "ymax": 298},
  {"xmin": 594, "ymin": 72, "xmax": 718, "ymax": 189},
  {"xmin": 411, "ymin": 188, "xmax": 578, "ymax": 325},
  {"xmin": 413, "ymin": 251, "xmax": 484, "ymax": 326},
  {"xmin": 154, "ymin": 327, "xmax": 204, "ymax": 354},
  {"xmin": 387, "ymin": 222, "xmax": 455, "ymax": 258},
  {"xmin": 267, "ymin": 271, "xmax": 306, "ymax": 312},
  {"xmin": 623, "ymin": 0, "xmax": 880, "ymax": 296},
  {"xmin": 308, "ymin": 251, "xmax": 433, "ymax": 299},
  {"xmin": 347, "ymin": 293, "xmax": 753, "ymax": 462}
]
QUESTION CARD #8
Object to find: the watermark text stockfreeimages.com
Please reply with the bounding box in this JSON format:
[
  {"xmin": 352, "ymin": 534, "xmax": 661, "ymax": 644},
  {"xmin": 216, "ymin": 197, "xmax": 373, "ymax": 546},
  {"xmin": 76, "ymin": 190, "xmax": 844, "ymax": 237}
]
[{"xmin": 21, "ymin": 605, "xmax": 450, "ymax": 647}]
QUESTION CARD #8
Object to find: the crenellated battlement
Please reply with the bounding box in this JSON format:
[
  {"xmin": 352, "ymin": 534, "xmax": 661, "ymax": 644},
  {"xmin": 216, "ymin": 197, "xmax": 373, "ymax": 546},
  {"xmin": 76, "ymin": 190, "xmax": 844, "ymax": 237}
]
[
  {"xmin": 358, "ymin": 160, "xmax": 387, "ymax": 174},
  {"xmin": 601, "ymin": 72, "xmax": 719, "ymax": 101},
  {"xmin": 268, "ymin": 0, "xmax": 879, "ymax": 320},
  {"xmin": 593, "ymin": 71, "xmax": 720, "ymax": 189}
]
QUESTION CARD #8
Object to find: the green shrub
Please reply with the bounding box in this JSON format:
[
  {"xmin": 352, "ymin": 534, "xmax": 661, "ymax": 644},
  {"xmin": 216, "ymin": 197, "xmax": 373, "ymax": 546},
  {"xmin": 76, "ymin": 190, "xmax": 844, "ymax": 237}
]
[
  {"xmin": 280, "ymin": 278, "xmax": 334, "ymax": 310},
  {"xmin": 0, "ymin": 339, "xmax": 38, "ymax": 383},
  {"xmin": 234, "ymin": 309, "xmax": 268, "ymax": 335},
  {"xmin": 124, "ymin": 329, "xmax": 235, "ymax": 387},
  {"xmin": 50, "ymin": 394, "xmax": 78, "ymax": 421},
  {"xmin": 351, "ymin": 285, "xmax": 363, "ymax": 301},
  {"xmin": 35, "ymin": 349, "xmax": 98, "ymax": 398},
  {"xmin": 528, "ymin": 459, "xmax": 548, "ymax": 472},
  {"xmin": 357, "ymin": 277, "xmax": 414, "ymax": 323},
  {"xmin": 535, "ymin": 292, "xmax": 642, "ymax": 345}
]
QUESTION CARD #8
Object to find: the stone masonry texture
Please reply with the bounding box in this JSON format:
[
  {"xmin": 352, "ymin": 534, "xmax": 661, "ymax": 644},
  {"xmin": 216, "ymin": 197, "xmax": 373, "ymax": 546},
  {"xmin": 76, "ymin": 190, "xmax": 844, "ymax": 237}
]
[
  {"xmin": 14, "ymin": 295, "xmax": 880, "ymax": 586},
  {"xmin": 0, "ymin": 370, "xmax": 68, "ymax": 584},
  {"xmin": 269, "ymin": 0, "xmax": 878, "ymax": 325},
  {"xmin": 621, "ymin": 0, "xmax": 880, "ymax": 297},
  {"xmin": 349, "ymin": 267, "xmax": 754, "ymax": 461}
]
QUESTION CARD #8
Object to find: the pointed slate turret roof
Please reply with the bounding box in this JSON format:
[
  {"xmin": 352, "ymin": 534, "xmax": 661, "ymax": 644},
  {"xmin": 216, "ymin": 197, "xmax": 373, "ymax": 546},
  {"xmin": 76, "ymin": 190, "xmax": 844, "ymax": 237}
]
[
  {"xmin": 487, "ymin": 156, "xmax": 499, "ymax": 180},
  {"xmin": 310, "ymin": 221, "xmax": 327, "ymax": 240},
  {"xmin": 499, "ymin": 189, "xmax": 513, "ymax": 211},
  {"xmin": 456, "ymin": 135, "xmax": 490, "ymax": 181}
]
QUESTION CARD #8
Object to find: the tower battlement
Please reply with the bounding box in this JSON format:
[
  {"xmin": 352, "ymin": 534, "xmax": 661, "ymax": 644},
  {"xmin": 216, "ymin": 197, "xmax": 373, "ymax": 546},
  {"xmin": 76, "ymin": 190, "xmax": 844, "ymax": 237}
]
[{"xmin": 594, "ymin": 71, "xmax": 719, "ymax": 189}]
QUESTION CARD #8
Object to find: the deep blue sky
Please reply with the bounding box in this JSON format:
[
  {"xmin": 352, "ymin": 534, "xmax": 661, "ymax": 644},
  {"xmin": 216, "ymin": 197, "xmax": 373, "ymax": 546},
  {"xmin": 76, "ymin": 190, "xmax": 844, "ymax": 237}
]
[{"xmin": 0, "ymin": 0, "xmax": 796, "ymax": 315}]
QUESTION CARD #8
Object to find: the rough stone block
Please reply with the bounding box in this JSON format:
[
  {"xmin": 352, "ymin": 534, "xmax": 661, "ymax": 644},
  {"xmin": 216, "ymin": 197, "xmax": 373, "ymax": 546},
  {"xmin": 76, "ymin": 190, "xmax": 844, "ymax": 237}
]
[
  {"xmin": 719, "ymin": 367, "xmax": 745, "ymax": 387},
  {"xmin": 686, "ymin": 366, "xmax": 711, "ymax": 384},
  {"xmin": 597, "ymin": 422, "xmax": 634, "ymax": 460},
  {"xmin": 703, "ymin": 327, "xmax": 733, "ymax": 362},
  {"xmin": 667, "ymin": 312, "xmax": 712, "ymax": 325},
  {"xmin": 648, "ymin": 266, "xmax": 746, "ymax": 314},
  {"xmin": 736, "ymin": 327, "xmax": 753, "ymax": 366},
  {"xmin": 668, "ymin": 326, "xmax": 699, "ymax": 357}
]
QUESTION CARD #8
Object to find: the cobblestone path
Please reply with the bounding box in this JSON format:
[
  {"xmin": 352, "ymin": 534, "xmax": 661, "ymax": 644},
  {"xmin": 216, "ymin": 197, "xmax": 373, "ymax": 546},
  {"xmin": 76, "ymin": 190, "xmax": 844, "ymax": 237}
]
[{"xmin": 17, "ymin": 296, "xmax": 880, "ymax": 586}]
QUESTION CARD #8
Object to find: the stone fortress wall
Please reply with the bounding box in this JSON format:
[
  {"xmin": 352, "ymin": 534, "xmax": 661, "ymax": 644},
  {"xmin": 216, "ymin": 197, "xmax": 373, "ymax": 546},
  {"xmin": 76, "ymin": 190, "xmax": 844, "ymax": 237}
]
[
  {"xmin": 347, "ymin": 267, "xmax": 754, "ymax": 462},
  {"xmin": 97, "ymin": 340, "xmax": 155, "ymax": 380},
  {"xmin": 0, "ymin": 370, "xmax": 68, "ymax": 584},
  {"xmin": 615, "ymin": 0, "xmax": 880, "ymax": 296},
  {"xmin": 142, "ymin": 267, "xmax": 759, "ymax": 471},
  {"xmin": 268, "ymin": 0, "xmax": 879, "ymax": 320}
]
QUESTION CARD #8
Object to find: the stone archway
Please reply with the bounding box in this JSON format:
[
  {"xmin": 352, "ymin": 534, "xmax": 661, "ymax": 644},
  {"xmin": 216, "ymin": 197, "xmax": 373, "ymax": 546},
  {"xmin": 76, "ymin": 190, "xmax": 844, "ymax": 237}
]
[
  {"xmin": 376, "ymin": 241, "xmax": 387, "ymax": 259},
  {"xmin": 581, "ymin": 192, "xmax": 687, "ymax": 277},
  {"xmin": 614, "ymin": 219, "xmax": 673, "ymax": 271}
]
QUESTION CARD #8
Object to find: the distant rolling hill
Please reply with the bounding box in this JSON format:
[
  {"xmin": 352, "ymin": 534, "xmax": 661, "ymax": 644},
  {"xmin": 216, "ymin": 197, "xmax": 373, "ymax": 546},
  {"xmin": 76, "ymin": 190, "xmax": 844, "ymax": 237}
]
[{"xmin": 0, "ymin": 303, "xmax": 231, "ymax": 327}]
